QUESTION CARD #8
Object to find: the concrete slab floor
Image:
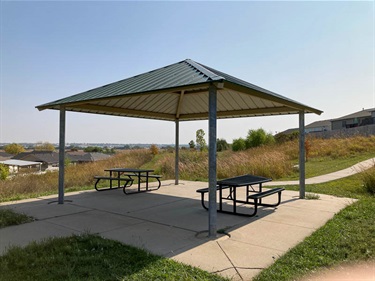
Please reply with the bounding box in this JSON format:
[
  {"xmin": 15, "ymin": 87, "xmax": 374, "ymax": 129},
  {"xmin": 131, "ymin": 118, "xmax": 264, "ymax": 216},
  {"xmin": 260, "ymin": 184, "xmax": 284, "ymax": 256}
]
[{"xmin": 0, "ymin": 180, "xmax": 356, "ymax": 280}]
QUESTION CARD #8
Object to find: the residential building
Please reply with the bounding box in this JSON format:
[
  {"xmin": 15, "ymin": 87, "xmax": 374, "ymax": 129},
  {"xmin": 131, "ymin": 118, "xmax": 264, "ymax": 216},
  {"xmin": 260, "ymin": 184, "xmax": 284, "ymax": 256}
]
[
  {"xmin": 331, "ymin": 108, "xmax": 375, "ymax": 130},
  {"xmin": 305, "ymin": 120, "xmax": 332, "ymax": 133},
  {"xmin": 0, "ymin": 159, "xmax": 41, "ymax": 173},
  {"xmin": 66, "ymin": 151, "xmax": 111, "ymax": 164},
  {"xmin": 12, "ymin": 151, "xmax": 59, "ymax": 171}
]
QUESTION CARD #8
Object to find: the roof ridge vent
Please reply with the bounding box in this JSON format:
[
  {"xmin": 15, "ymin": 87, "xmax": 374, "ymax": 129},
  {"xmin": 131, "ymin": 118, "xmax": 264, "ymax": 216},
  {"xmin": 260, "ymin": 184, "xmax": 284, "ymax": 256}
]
[{"xmin": 184, "ymin": 59, "xmax": 225, "ymax": 81}]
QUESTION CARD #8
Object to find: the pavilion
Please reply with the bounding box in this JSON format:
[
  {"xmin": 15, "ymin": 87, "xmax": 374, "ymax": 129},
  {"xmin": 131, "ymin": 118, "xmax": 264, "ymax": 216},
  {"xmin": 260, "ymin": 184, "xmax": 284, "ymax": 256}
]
[{"xmin": 36, "ymin": 59, "xmax": 322, "ymax": 236}]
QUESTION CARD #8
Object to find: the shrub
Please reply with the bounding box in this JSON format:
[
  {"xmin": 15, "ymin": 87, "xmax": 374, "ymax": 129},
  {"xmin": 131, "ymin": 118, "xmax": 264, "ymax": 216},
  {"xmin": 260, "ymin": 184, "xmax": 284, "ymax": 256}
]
[
  {"xmin": 34, "ymin": 142, "xmax": 55, "ymax": 152},
  {"xmin": 0, "ymin": 164, "xmax": 9, "ymax": 180},
  {"xmin": 216, "ymin": 138, "xmax": 229, "ymax": 152},
  {"xmin": 84, "ymin": 146, "xmax": 103, "ymax": 153},
  {"xmin": 232, "ymin": 138, "xmax": 246, "ymax": 151},
  {"xmin": 4, "ymin": 143, "xmax": 25, "ymax": 155},
  {"xmin": 188, "ymin": 140, "xmax": 195, "ymax": 149},
  {"xmin": 245, "ymin": 128, "xmax": 275, "ymax": 149},
  {"xmin": 149, "ymin": 144, "xmax": 159, "ymax": 155},
  {"xmin": 361, "ymin": 166, "xmax": 375, "ymax": 195}
]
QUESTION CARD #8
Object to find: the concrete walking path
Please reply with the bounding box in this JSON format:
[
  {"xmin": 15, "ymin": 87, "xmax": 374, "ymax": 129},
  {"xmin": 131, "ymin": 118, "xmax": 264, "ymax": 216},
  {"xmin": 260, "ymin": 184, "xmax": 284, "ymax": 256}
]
[{"xmin": 265, "ymin": 157, "xmax": 375, "ymax": 186}]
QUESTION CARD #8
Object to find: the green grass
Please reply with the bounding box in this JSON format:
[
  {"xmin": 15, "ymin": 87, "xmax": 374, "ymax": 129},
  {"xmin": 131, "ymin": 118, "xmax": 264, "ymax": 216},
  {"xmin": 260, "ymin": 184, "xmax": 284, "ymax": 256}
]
[
  {"xmin": 0, "ymin": 209, "xmax": 33, "ymax": 228},
  {"xmin": 279, "ymin": 173, "xmax": 369, "ymax": 199},
  {"xmin": 0, "ymin": 234, "xmax": 227, "ymax": 281},
  {"xmin": 280, "ymin": 153, "xmax": 375, "ymax": 180},
  {"xmin": 254, "ymin": 170, "xmax": 375, "ymax": 281},
  {"xmin": 254, "ymin": 198, "xmax": 375, "ymax": 281}
]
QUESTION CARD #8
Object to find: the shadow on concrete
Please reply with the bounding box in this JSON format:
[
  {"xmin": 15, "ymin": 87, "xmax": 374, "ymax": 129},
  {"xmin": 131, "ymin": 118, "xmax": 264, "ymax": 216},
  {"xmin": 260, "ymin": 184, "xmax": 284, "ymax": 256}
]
[{"xmin": 0, "ymin": 180, "xmax": 355, "ymax": 281}]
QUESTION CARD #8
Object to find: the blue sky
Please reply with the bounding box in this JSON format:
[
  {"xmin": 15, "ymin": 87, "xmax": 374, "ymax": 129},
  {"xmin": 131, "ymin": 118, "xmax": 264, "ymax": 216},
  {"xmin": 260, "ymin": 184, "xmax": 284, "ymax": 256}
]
[{"xmin": 1, "ymin": 1, "xmax": 374, "ymax": 144}]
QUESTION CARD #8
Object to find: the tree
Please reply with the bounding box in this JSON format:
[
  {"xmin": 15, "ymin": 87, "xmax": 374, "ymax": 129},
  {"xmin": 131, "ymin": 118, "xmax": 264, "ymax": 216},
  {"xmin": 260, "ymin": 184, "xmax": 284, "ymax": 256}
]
[
  {"xmin": 0, "ymin": 164, "xmax": 9, "ymax": 180},
  {"xmin": 245, "ymin": 128, "xmax": 275, "ymax": 148},
  {"xmin": 217, "ymin": 138, "xmax": 229, "ymax": 152},
  {"xmin": 232, "ymin": 138, "xmax": 246, "ymax": 151},
  {"xmin": 84, "ymin": 146, "xmax": 103, "ymax": 153},
  {"xmin": 188, "ymin": 140, "xmax": 195, "ymax": 149},
  {"xmin": 149, "ymin": 144, "xmax": 159, "ymax": 155},
  {"xmin": 34, "ymin": 142, "xmax": 55, "ymax": 152},
  {"xmin": 4, "ymin": 143, "xmax": 25, "ymax": 155},
  {"xmin": 196, "ymin": 129, "xmax": 207, "ymax": 151}
]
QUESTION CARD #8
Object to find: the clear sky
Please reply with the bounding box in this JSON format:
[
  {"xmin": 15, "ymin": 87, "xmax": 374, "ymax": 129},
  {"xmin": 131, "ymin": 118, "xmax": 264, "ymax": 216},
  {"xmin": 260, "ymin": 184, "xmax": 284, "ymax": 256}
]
[{"xmin": 1, "ymin": 1, "xmax": 374, "ymax": 145}]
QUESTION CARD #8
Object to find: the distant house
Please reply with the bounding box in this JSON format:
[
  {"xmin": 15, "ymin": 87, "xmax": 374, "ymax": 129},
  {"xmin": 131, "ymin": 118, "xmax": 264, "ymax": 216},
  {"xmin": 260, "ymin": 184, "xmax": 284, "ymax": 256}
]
[
  {"xmin": 0, "ymin": 159, "xmax": 41, "ymax": 174},
  {"xmin": 0, "ymin": 151, "xmax": 13, "ymax": 161},
  {"xmin": 277, "ymin": 119, "xmax": 331, "ymax": 136},
  {"xmin": 66, "ymin": 151, "xmax": 111, "ymax": 164},
  {"xmin": 12, "ymin": 151, "xmax": 59, "ymax": 171},
  {"xmin": 11, "ymin": 150, "xmax": 112, "ymax": 170},
  {"xmin": 305, "ymin": 120, "xmax": 332, "ymax": 133},
  {"xmin": 331, "ymin": 108, "xmax": 375, "ymax": 130}
]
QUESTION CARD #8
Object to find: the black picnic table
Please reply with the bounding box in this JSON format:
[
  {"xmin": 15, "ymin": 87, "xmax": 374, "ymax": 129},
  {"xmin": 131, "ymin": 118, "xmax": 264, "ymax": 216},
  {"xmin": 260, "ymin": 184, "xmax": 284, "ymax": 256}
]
[
  {"xmin": 94, "ymin": 168, "xmax": 162, "ymax": 194},
  {"xmin": 197, "ymin": 174, "xmax": 284, "ymax": 217}
]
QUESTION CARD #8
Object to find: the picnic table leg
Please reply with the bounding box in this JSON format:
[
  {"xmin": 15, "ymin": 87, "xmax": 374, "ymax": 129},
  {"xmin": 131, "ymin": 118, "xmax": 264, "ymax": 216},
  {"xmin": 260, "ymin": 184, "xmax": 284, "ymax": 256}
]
[
  {"xmin": 233, "ymin": 186, "xmax": 237, "ymax": 214},
  {"xmin": 137, "ymin": 172, "xmax": 141, "ymax": 192},
  {"xmin": 146, "ymin": 172, "xmax": 149, "ymax": 191},
  {"xmin": 117, "ymin": 172, "xmax": 121, "ymax": 190},
  {"xmin": 259, "ymin": 183, "xmax": 263, "ymax": 205},
  {"xmin": 219, "ymin": 185, "xmax": 223, "ymax": 211}
]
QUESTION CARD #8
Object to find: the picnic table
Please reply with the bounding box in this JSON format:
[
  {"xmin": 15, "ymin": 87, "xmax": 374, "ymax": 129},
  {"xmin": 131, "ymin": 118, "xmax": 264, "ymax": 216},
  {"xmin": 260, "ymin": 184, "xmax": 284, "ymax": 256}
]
[
  {"xmin": 94, "ymin": 168, "xmax": 162, "ymax": 194},
  {"xmin": 197, "ymin": 174, "xmax": 284, "ymax": 217}
]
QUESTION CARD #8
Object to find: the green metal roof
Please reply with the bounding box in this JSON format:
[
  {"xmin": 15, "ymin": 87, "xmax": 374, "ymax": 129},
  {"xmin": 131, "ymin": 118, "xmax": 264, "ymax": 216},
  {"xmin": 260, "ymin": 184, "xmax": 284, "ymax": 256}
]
[{"xmin": 36, "ymin": 59, "xmax": 322, "ymax": 121}]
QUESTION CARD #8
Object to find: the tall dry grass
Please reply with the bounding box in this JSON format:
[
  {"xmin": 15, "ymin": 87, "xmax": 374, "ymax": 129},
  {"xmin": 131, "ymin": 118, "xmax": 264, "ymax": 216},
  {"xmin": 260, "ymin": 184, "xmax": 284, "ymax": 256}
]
[
  {"xmin": 360, "ymin": 166, "xmax": 375, "ymax": 195},
  {"xmin": 307, "ymin": 135, "xmax": 375, "ymax": 158},
  {"xmin": 0, "ymin": 150, "xmax": 153, "ymax": 202},
  {"xmin": 153, "ymin": 146, "xmax": 293, "ymax": 181},
  {"xmin": 1, "ymin": 136, "xmax": 375, "ymax": 202}
]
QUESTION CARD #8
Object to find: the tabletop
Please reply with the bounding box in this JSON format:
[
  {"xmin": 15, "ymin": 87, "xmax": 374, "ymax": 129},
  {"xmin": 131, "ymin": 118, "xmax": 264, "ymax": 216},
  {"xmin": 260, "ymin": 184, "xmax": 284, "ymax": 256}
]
[
  {"xmin": 217, "ymin": 174, "xmax": 272, "ymax": 187},
  {"xmin": 105, "ymin": 168, "xmax": 154, "ymax": 173}
]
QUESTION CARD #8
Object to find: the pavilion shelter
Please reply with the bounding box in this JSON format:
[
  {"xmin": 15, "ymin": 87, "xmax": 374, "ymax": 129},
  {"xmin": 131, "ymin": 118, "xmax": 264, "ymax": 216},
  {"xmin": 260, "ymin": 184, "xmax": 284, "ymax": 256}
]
[{"xmin": 36, "ymin": 59, "xmax": 322, "ymax": 237}]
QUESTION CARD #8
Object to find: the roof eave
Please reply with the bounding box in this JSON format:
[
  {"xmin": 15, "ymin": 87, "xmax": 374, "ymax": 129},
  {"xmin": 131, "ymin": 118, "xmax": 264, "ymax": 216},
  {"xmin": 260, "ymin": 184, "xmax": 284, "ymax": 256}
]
[
  {"xmin": 35, "ymin": 80, "xmax": 223, "ymax": 112},
  {"xmin": 224, "ymin": 81, "xmax": 323, "ymax": 115}
]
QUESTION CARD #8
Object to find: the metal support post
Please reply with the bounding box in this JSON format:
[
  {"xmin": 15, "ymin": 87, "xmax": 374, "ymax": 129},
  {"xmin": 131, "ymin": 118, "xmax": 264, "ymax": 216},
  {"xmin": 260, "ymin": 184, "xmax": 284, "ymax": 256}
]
[
  {"xmin": 208, "ymin": 84, "xmax": 217, "ymax": 237},
  {"xmin": 299, "ymin": 111, "xmax": 305, "ymax": 199},
  {"xmin": 58, "ymin": 107, "xmax": 66, "ymax": 204},
  {"xmin": 175, "ymin": 119, "xmax": 179, "ymax": 185}
]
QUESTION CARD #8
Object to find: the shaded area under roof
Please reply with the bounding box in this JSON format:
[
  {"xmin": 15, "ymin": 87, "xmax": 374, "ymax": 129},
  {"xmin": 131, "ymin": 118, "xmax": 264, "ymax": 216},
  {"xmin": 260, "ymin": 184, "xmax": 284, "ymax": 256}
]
[{"xmin": 36, "ymin": 59, "xmax": 322, "ymax": 121}]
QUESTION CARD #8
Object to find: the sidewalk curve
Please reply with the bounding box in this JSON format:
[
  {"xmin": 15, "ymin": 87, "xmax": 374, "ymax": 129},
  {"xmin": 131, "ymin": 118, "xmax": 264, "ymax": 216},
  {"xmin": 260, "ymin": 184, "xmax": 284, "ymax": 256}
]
[{"xmin": 265, "ymin": 157, "xmax": 375, "ymax": 186}]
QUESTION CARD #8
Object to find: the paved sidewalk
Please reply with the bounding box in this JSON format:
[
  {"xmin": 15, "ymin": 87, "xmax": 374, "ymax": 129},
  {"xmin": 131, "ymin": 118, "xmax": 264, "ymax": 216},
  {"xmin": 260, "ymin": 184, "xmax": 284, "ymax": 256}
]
[
  {"xmin": 265, "ymin": 157, "xmax": 375, "ymax": 186},
  {"xmin": 0, "ymin": 180, "xmax": 355, "ymax": 280}
]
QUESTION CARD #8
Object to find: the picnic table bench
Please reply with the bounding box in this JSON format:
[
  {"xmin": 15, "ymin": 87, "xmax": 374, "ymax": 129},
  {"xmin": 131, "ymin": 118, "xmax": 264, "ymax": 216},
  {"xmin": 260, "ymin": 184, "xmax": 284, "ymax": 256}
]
[
  {"xmin": 94, "ymin": 176, "xmax": 134, "ymax": 191},
  {"xmin": 196, "ymin": 174, "xmax": 284, "ymax": 217}
]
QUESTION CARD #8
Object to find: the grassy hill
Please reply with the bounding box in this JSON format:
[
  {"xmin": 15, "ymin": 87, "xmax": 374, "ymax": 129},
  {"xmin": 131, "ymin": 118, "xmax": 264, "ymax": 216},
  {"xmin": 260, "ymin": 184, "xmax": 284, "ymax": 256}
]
[
  {"xmin": 1, "ymin": 135, "xmax": 375, "ymax": 202},
  {"xmin": 0, "ymin": 135, "xmax": 374, "ymax": 280}
]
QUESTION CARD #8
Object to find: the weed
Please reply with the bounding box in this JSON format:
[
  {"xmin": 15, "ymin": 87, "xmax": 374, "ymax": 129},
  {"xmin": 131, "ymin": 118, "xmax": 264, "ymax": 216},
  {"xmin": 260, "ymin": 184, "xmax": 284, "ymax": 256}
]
[
  {"xmin": 0, "ymin": 209, "xmax": 34, "ymax": 228},
  {"xmin": 305, "ymin": 193, "xmax": 320, "ymax": 200},
  {"xmin": 361, "ymin": 166, "xmax": 375, "ymax": 195}
]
